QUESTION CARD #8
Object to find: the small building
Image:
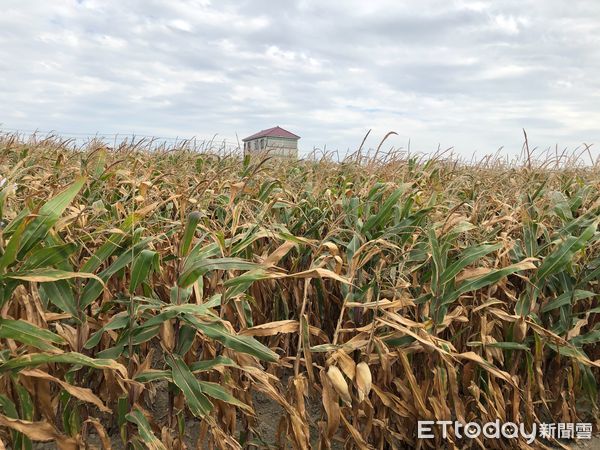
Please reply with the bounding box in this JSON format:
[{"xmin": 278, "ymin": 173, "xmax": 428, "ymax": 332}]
[{"xmin": 242, "ymin": 126, "xmax": 300, "ymax": 158}]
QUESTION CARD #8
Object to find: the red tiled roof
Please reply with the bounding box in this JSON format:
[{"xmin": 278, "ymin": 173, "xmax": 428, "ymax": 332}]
[{"xmin": 242, "ymin": 126, "xmax": 300, "ymax": 141}]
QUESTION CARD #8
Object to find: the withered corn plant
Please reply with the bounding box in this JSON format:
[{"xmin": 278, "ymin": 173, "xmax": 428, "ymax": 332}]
[{"xmin": 0, "ymin": 133, "xmax": 598, "ymax": 449}]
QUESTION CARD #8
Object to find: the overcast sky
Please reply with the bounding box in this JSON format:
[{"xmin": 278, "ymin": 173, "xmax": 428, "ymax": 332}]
[{"xmin": 1, "ymin": 0, "xmax": 599, "ymax": 158}]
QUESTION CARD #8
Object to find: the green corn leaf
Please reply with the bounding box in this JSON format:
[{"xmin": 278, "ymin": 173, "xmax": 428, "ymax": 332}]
[
  {"xmin": 0, "ymin": 319, "xmax": 65, "ymax": 352},
  {"xmin": 182, "ymin": 314, "xmax": 278, "ymax": 362},
  {"xmin": 0, "ymin": 280, "xmax": 19, "ymax": 308},
  {"xmin": 17, "ymin": 177, "xmax": 86, "ymax": 258},
  {"xmin": 428, "ymin": 228, "xmax": 444, "ymax": 295},
  {"xmin": 442, "ymin": 259, "xmax": 536, "ymax": 306},
  {"xmin": 541, "ymin": 290, "xmax": 597, "ymax": 313},
  {"xmin": 0, "ymin": 352, "xmax": 127, "ymax": 376},
  {"xmin": 95, "ymin": 343, "xmax": 127, "ymax": 360},
  {"xmin": 125, "ymin": 408, "xmax": 167, "ymax": 450},
  {"xmin": 81, "ymin": 234, "xmax": 125, "ymax": 273},
  {"xmin": 180, "ymin": 211, "xmax": 202, "ymax": 257},
  {"xmin": 550, "ymin": 191, "xmax": 573, "ymax": 222},
  {"xmin": 1, "ymin": 207, "xmax": 30, "ymax": 237},
  {"xmin": 579, "ymin": 306, "xmax": 600, "ymax": 315},
  {"xmin": 39, "ymin": 281, "xmax": 78, "ymax": 319},
  {"xmin": 0, "ymin": 219, "xmax": 29, "ymax": 271},
  {"xmin": 523, "ymin": 222, "xmax": 539, "ymax": 257},
  {"xmin": 362, "ymin": 187, "xmax": 404, "ymax": 236},
  {"xmin": 223, "ymin": 269, "xmax": 275, "ymax": 299},
  {"xmin": 0, "ymin": 395, "xmax": 22, "ymax": 445},
  {"xmin": 134, "ymin": 370, "xmax": 172, "ymax": 383},
  {"xmin": 183, "ymin": 241, "xmax": 222, "ymax": 268},
  {"xmin": 546, "ymin": 343, "xmax": 593, "ymax": 362},
  {"xmin": 131, "ymin": 325, "xmax": 161, "ymax": 346},
  {"xmin": 80, "ymin": 237, "xmax": 153, "ymax": 308},
  {"xmin": 440, "ymin": 243, "xmax": 502, "ymax": 286},
  {"xmin": 581, "ymin": 257, "xmax": 600, "ymax": 285},
  {"xmin": 80, "ymin": 213, "xmax": 140, "ymax": 273},
  {"xmin": 0, "ymin": 394, "xmax": 18, "ymax": 418},
  {"xmin": 130, "ymin": 249, "xmax": 159, "ymax": 293},
  {"xmin": 189, "ymin": 356, "xmax": 238, "ymax": 372},
  {"xmin": 169, "ymin": 284, "xmax": 194, "ymax": 305},
  {"xmin": 175, "ymin": 324, "xmax": 197, "ymax": 356},
  {"xmin": 91, "ymin": 148, "xmax": 107, "ymax": 178},
  {"xmin": 21, "ymin": 243, "xmax": 78, "ymax": 271},
  {"xmin": 139, "ymin": 298, "xmax": 221, "ymax": 330},
  {"xmin": 485, "ymin": 341, "xmax": 530, "ymax": 351},
  {"xmin": 571, "ymin": 329, "xmax": 600, "ymax": 346},
  {"xmin": 84, "ymin": 312, "xmax": 130, "ymax": 349},
  {"xmin": 533, "ymin": 221, "xmax": 598, "ymax": 284},
  {"xmin": 165, "ymin": 354, "xmax": 213, "ymax": 418},
  {"xmin": 15, "ymin": 384, "xmax": 34, "ymax": 420},
  {"xmin": 197, "ymin": 381, "xmax": 252, "ymax": 412},
  {"xmin": 135, "ymin": 356, "xmax": 239, "ymax": 383},
  {"xmin": 178, "ymin": 257, "xmax": 261, "ymax": 289}
]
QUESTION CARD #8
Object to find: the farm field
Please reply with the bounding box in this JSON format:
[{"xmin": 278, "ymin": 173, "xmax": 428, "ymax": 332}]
[{"xmin": 0, "ymin": 135, "xmax": 598, "ymax": 449}]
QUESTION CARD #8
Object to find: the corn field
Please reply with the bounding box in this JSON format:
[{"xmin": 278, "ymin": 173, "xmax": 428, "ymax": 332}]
[{"xmin": 0, "ymin": 135, "xmax": 598, "ymax": 449}]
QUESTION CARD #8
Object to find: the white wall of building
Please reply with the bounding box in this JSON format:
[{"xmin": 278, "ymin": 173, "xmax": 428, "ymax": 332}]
[{"xmin": 243, "ymin": 137, "xmax": 298, "ymax": 158}]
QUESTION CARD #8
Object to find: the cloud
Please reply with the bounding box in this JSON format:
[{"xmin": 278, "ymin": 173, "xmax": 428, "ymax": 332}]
[{"xmin": 0, "ymin": 0, "xmax": 599, "ymax": 158}]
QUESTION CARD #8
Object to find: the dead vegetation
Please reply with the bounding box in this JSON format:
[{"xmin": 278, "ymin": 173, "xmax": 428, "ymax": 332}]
[{"xmin": 0, "ymin": 133, "xmax": 598, "ymax": 449}]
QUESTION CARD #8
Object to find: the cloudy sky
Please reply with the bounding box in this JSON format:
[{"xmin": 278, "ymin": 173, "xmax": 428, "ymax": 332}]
[{"xmin": 1, "ymin": 0, "xmax": 599, "ymax": 158}]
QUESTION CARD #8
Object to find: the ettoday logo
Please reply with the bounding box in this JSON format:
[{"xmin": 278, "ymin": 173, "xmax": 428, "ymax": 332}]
[{"xmin": 417, "ymin": 420, "xmax": 592, "ymax": 443}]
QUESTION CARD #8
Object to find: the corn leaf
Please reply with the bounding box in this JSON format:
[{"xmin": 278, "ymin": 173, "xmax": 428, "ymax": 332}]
[
  {"xmin": 17, "ymin": 177, "xmax": 86, "ymax": 258},
  {"xmin": 0, "ymin": 318, "xmax": 65, "ymax": 352},
  {"xmin": 165, "ymin": 354, "xmax": 213, "ymax": 418}
]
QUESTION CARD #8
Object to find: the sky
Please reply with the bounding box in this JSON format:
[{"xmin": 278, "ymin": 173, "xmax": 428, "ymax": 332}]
[{"xmin": 1, "ymin": 0, "xmax": 599, "ymax": 158}]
